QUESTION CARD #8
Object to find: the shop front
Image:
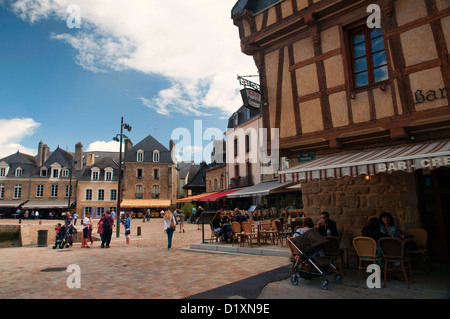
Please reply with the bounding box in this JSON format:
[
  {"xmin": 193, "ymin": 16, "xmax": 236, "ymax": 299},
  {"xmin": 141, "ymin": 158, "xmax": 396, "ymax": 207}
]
[{"xmin": 278, "ymin": 140, "xmax": 450, "ymax": 261}]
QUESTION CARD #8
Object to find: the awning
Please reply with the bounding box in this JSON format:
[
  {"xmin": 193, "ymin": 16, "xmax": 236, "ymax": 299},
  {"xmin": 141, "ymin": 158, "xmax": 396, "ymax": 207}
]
[
  {"xmin": 22, "ymin": 200, "xmax": 74, "ymax": 209},
  {"xmin": 176, "ymin": 192, "xmax": 219, "ymax": 203},
  {"xmin": 120, "ymin": 199, "xmax": 171, "ymax": 208},
  {"xmin": 227, "ymin": 180, "xmax": 294, "ymax": 198},
  {"xmin": 279, "ymin": 139, "xmax": 450, "ymax": 182},
  {"xmin": 0, "ymin": 200, "xmax": 27, "ymax": 208},
  {"xmin": 197, "ymin": 189, "xmax": 243, "ymax": 201}
]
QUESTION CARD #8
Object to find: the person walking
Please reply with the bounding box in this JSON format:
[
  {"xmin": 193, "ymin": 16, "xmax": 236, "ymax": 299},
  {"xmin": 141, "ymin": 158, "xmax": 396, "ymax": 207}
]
[
  {"xmin": 178, "ymin": 210, "xmax": 185, "ymax": 233},
  {"xmin": 120, "ymin": 212, "xmax": 131, "ymax": 247},
  {"xmin": 81, "ymin": 212, "xmax": 91, "ymax": 248},
  {"xmin": 163, "ymin": 210, "xmax": 176, "ymax": 250},
  {"xmin": 73, "ymin": 213, "xmax": 78, "ymax": 225},
  {"xmin": 101, "ymin": 210, "xmax": 114, "ymax": 248},
  {"xmin": 97, "ymin": 213, "xmax": 105, "ymax": 243}
]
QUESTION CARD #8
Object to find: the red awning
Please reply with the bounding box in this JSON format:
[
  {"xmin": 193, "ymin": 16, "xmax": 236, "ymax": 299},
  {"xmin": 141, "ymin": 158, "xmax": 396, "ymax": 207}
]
[{"xmin": 197, "ymin": 189, "xmax": 243, "ymax": 202}]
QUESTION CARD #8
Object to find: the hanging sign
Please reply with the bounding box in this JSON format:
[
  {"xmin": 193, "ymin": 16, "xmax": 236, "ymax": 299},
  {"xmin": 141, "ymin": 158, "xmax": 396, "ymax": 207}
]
[{"xmin": 240, "ymin": 88, "xmax": 261, "ymax": 109}]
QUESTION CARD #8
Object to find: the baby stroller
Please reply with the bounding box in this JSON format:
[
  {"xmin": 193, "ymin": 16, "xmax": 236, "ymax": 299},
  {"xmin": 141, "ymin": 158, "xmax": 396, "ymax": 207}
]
[
  {"xmin": 52, "ymin": 226, "xmax": 75, "ymax": 249},
  {"xmin": 287, "ymin": 229, "xmax": 342, "ymax": 290}
]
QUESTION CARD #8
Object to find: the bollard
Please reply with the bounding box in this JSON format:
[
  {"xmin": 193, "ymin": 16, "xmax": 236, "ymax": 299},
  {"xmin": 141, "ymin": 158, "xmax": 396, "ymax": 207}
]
[{"xmin": 137, "ymin": 226, "xmax": 141, "ymax": 236}]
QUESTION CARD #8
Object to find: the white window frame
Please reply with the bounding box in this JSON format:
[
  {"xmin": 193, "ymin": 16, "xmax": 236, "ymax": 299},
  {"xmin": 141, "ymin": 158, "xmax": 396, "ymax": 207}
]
[
  {"xmin": 0, "ymin": 184, "xmax": 4, "ymax": 198},
  {"xmin": 110, "ymin": 189, "xmax": 117, "ymax": 201},
  {"xmin": 36, "ymin": 184, "xmax": 44, "ymax": 197},
  {"xmin": 15, "ymin": 168, "xmax": 23, "ymax": 177},
  {"xmin": 65, "ymin": 185, "xmax": 72, "ymax": 198},
  {"xmin": 98, "ymin": 189, "xmax": 105, "ymax": 201},
  {"xmin": 14, "ymin": 184, "xmax": 22, "ymax": 199},
  {"xmin": 61, "ymin": 169, "xmax": 69, "ymax": 178},
  {"xmin": 91, "ymin": 167, "xmax": 100, "ymax": 181},
  {"xmin": 86, "ymin": 189, "xmax": 92, "ymax": 201},
  {"xmin": 105, "ymin": 167, "xmax": 113, "ymax": 181},
  {"xmin": 153, "ymin": 150, "xmax": 160, "ymax": 162},
  {"xmin": 51, "ymin": 184, "xmax": 58, "ymax": 197},
  {"xmin": 137, "ymin": 150, "xmax": 144, "ymax": 162}
]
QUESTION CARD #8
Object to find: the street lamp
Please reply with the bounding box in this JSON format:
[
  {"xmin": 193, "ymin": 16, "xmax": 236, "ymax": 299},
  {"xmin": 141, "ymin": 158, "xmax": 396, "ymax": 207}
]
[
  {"xmin": 67, "ymin": 160, "xmax": 77, "ymax": 212},
  {"xmin": 113, "ymin": 116, "xmax": 132, "ymax": 238}
]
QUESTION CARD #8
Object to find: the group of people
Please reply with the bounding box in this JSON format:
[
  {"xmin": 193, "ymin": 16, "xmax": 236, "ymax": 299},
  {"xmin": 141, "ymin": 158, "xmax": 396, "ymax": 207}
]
[
  {"xmin": 292, "ymin": 211, "xmax": 339, "ymax": 238},
  {"xmin": 361, "ymin": 212, "xmax": 402, "ymax": 241},
  {"xmin": 211, "ymin": 208, "xmax": 252, "ymax": 243}
]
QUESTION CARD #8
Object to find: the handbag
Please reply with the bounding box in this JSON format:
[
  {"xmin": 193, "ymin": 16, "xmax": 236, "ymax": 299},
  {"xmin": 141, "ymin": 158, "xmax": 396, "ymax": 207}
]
[
  {"xmin": 125, "ymin": 229, "xmax": 131, "ymax": 235},
  {"xmin": 170, "ymin": 217, "xmax": 176, "ymax": 230}
]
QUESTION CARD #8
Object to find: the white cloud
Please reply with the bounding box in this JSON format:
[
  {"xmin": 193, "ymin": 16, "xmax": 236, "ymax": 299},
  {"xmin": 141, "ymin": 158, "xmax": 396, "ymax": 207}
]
[
  {"xmin": 8, "ymin": 0, "xmax": 257, "ymax": 117},
  {"xmin": 0, "ymin": 118, "xmax": 40, "ymax": 158},
  {"xmin": 86, "ymin": 140, "xmax": 121, "ymax": 152}
]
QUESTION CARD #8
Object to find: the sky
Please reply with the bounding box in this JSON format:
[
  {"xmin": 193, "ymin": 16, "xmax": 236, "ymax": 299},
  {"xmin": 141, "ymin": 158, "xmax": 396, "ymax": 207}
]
[{"xmin": 0, "ymin": 0, "xmax": 257, "ymax": 162}]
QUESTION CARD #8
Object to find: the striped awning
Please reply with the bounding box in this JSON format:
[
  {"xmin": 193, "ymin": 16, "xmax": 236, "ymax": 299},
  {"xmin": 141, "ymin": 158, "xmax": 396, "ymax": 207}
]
[{"xmin": 279, "ymin": 140, "xmax": 450, "ymax": 182}]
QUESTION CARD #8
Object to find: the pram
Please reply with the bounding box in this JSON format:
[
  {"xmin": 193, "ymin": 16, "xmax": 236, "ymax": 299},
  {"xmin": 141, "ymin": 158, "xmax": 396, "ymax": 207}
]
[
  {"xmin": 287, "ymin": 229, "xmax": 342, "ymax": 290},
  {"xmin": 52, "ymin": 226, "xmax": 75, "ymax": 249}
]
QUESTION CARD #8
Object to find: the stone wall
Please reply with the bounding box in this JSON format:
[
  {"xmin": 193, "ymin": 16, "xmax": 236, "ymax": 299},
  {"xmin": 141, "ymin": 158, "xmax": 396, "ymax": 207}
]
[{"xmin": 301, "ymin": 172, "xmax": 421, "ymax": 238}]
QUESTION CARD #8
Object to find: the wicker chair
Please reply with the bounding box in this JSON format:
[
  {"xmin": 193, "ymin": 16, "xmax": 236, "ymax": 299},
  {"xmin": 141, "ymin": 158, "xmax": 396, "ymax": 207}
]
[
  {"xmin": 322, "ymin": 236, "xmax": 344, "ymax": 274},
  {"xmin": 404, "ymin": 228, "xmax": 429, "ymax": 272},
  {"xmin": 241, "ymin": 221, "xmax": 258, "ymax": 247},
  {"xmin": 209, "ymin": 221, "xmax": 220, "ymax": 243},
  {"xmin": 353, "ymin": 236, "xmax": 384, "ymax": 283},
  {"xmin": 231, "ymin": 222, "xmax": 243, "ymax": 247},
  {"xmin": 378, "ymin": 237, "xmax": 414, "ymax": 288}
]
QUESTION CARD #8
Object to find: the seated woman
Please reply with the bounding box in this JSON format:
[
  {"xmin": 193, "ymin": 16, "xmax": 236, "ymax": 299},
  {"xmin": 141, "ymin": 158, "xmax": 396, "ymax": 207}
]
[
  {"xmin": 212, "ymin": 211, "xmax": 232, "ymax": 242},
  {"xmin": 361, "ymin": 217, "xmax": 389, "ymax": 261},
  {"xmin": 379, "ymin": 212, "xmax": 402, "ymax": 238},
  {"xmin": 293, "ymin": 217, "xmax": 314, "ymax": 237}
]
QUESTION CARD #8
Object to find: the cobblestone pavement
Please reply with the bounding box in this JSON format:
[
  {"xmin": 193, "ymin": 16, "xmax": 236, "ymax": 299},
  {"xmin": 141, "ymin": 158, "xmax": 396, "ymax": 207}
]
[{"xmin": 0, "ymin": 218, "xmax": 289, "ymax": 299}]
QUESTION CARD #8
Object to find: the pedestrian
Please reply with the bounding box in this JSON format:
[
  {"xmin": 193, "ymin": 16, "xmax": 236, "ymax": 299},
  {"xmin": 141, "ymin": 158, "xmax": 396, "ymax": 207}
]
[
  {"xmin": 196, "ymin": 206, "xmax": 203, "ymax": 230},
  {"xmin": 120, "ymin": 212, "xmax": 131, "ymax": 247},
  {"xmin": 73, "ymin": 213, "xmax": 78, "ymax": 225},
  {"xmin": 97, "ymin": 213, "xmax": 105, "ymax": 243},
  {"xmin": 178, "ymin": 210, "xmax": 185, "ymax": 233},
  {"xmin": 101, "ymin": 210, "xmax": 114, "ymax": 248},
  {"xmin": 81, "ymin": 212, "xmax": 91, "ymax": 248},
  {"xmin": 88, "ymin": 213, "xmax": 94, "ymax": 245},
  {"xmin": 146, "ymin": 209, "xmax": 151, "ymax": 222},
  {"xmin": 163, "ymin": 210, "xmax": 176, "ymax": 250},
  {"xmin": 35, "ymin": 210, "xmax": 39, "ymax": 220}
]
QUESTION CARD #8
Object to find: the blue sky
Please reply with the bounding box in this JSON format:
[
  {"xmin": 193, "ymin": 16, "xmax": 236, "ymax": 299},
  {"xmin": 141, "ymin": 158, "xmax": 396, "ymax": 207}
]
[{"xmin": 0, "ymin": 0, "xmax": 257, "ymax": 161}]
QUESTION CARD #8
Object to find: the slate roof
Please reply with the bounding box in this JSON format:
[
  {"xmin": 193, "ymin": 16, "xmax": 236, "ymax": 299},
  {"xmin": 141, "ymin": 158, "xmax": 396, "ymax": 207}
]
[
  {"xmin": 79, "ymin": 156, "xmax": 120, "ymax": 181},
  {"xmin": 183, "ymin": 163, "xmax": 208, "ymax": 189},
  {"xmin": 0, "ymin": 151, "xmax": 37, "ymax": 178},
  {"xmin": 124, "ymin": 134, "xmax": 173, "ymax": 163}
]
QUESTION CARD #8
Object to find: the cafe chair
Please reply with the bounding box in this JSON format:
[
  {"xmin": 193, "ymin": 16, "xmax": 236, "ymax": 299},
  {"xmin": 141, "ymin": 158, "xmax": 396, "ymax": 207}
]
[
  {"xmin": 322, "ymin": 236, "xmax": 344, "ymax": 274},
  {"xmin": 260, "ymin": 220, "xmax": 277, "ymax": 244},
  {"xmin": 274, "ymin": 220, "xmax": 285, "ymax": 246},
  {"xmin": 353, "ymin": 237, "xmax": 384, "ymax": 283},
  {"xmin": 290, "ymin": 220, "xmax": 303, "ymax": 234},
  {"xmin": 404, "ymin": 228, "xmax": 429, "ymax": 272},
  {"xmin": 231, "ymin": 222, "xmax": 243, "ymax": 247},
  {"xmin": 209, "ymin": 221, "xmax": 220, "ymax": 243},
  {"xmin": 378, "ymin": 237, "xmax": 414, "ymax": 288},
  {"xmin": 241, "ymin": 221, "xmax": 258, "ymax": 247}
]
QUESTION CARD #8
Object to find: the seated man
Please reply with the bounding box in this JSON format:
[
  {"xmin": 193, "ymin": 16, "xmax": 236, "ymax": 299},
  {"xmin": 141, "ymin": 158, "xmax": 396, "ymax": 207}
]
[{"xmin": 317, "ymin": 212, "xmax": 339, "ymax": 236}]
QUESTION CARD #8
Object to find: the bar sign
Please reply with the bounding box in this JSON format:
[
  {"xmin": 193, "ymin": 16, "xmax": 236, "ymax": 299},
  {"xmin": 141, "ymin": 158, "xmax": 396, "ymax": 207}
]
[{"xmin": 298, "ymin": 152, "xmax": 315, "ymax": 162}]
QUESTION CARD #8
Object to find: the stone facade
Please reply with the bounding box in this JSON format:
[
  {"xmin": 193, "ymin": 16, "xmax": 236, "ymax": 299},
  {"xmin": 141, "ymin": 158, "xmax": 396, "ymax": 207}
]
[
  {"xmin": 205, "ymin": 164, "xmax": 226, "ymax": 192},
  {"xmin": 301, "ymin": 172, "xmax": 421, "ymax": 237}
]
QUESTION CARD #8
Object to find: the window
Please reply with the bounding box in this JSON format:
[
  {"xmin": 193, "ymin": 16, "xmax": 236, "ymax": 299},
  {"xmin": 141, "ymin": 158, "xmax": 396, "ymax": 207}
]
[
  {"xmin": 52, "ymin": 169, "xmax": 59, "ymax": 178},
  {"xmin": 245, "ymin": 134, "xmax": 250, "ymax": 153},
  {"xmin": 36, "ymin": 185, "xmax": 44, "ymax": 197},
  {"xmin": 105, "ymin": 170, "xmax": 113, "ymax": 181},
  {"xmin": 153, "ymin": 169, "xmax": 159, "ymax": 179},
  {"xmin": 234, "ymin": 137, "xmax": 238, "ymax": 157},
  {"xmin": 61, "ymin": 169, "xmax": 69, "ymax": 178},
  {"xmin": 137, "ymin": 169, "xmax": 143, "ymax": 179},
  {"xmin": 40, "ymin": 169, "xmax": 47, "ymax": 177},
  {"xmin": 0, "ymin": 167, "xmax": 6, "ymax": 177},
  {"xmin": 137, "ymin": 150, "xmax": 144, "ymax": 162},
  {"xmin": 15, "ymin": 168, "xmax": 23, "ymax": 177},
  {"xmin": 136, "ymin": 185, "xmax": 143, "ymax": 198},
  {"xmin": 98, "ymin": 189, "xmax": 104, "ymax": 201},
  {"xmin": 65, "ymin": 185, "xmax": 72, "ymax": 198},
  {"xmin": 214, "ymin": 179, "xmax": 218, "ymax": 191},
  {"xmin": 235, "ymin": 165, "xmax": 239, "ymax": 177},
  {"xmin": 0, "ymin": 184, "xmax": 4, "ymax": 198},
  {"xmin": 152, "ymin": 185, "xmax": 159, "ymax": 198},
  {"xmin": 51, "ymin": 184, "xmax": 58, "ymax": 197},
  {"xmin": 97, "ymin": 207, "xmax": 105, "ymax": 216},
  {"xmin": 92, "ymin": 171, "xmax": 99, "ymax": 180},
  {"xmin": 85, "ymin": 207, "xmax": 93, "ymax": 214},
  {"xmin": 14, "ymin": 184, "xmax": 22, "ymax": 199},
  {"xmin": 110, "ymin": 189, "xmax": 117, "ymax": 201},
  {"xmin": 347, "ymin": 23, "xmax": 388, "ymax": 90},
  {"xmin": 153, "ymin": 150, "xmax": 160, "ymax": 162},
  {"xmin": 86, "ymin": 189, "xmax": 92, "ymax": 201}
]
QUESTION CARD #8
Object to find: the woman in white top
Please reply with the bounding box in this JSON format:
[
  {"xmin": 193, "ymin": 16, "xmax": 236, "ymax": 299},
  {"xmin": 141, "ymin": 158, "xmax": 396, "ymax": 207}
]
[
  {"xmin": 81, "ymin": 212, "xmax": 91, "ymax": 248},
  {"xmin": 163, "ymin": 210, "xmax": 176, "ymax": 250}
]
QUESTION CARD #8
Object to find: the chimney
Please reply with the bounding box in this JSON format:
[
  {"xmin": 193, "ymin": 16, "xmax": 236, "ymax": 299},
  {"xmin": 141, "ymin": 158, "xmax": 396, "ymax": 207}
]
[
  {"xmin": 42, "ymin": 144, "xmax": 50, "ymax": 163},
  {"xmin": 124, "ymin": 138, "xmax": 133, "ymax": 155},
  {"xmin": 86, "ymin": 153, "xmax": 95, "ymax": 167},
  {"xmin": 75, "ymin": 142, "xmax": 83, "ymax": 171},
  {"xmin": 37, "ymin": 141, "xmax": 44, "ymax": 166}
]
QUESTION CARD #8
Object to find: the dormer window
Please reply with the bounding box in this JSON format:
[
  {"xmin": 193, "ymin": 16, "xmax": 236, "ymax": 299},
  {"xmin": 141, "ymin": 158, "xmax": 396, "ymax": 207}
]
[
  {"xmin": 137, "ymin": 150, "xmax": 144, "ymax": 162},
  {"xmin": 91, "ymin": 167, "xmax": 100, "ymax": 180},
  {"xmin": 105, "ymin": 167, "xmax": 113, "ymax": 181},
  {"xmin": 61, "ymin": 169, "xmax": 69, "ymax": 178},
  {"xmin": 52, "ymin": 169, "xmax": 59, "ymax": 178},
  {"xmin": 15, "ymin": 168, "xmax": 23, "ymax": 177},
  {"xmin": 40, "ymin": 168, "xmax": 47, "ymax": 177},
  {"xmin": 153, "ymin": 150, "xmax": 160, "ymax": 162}
]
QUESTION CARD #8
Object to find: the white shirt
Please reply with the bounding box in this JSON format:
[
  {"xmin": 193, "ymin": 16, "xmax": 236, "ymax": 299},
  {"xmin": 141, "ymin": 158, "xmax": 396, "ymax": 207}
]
[{"xmin": 83, "ymin": 217, "xmax": 90, "ymax": 229}]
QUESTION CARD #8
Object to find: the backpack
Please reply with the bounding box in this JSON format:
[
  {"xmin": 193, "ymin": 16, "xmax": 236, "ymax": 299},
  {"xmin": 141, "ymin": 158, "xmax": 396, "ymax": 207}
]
[{"xmin": 103, "ymin": 216, "xmax": 111, "ymax": 232}]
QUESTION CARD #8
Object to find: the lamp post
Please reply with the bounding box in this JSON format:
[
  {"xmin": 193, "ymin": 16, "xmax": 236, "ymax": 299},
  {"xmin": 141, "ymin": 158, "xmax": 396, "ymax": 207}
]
[
  {"xmin": 67, "ymin": 160, "xmax": 77, "ymax": 212},
  {"xmin": 113, "ymin": 117, "xmax": 132, "ymax": 238}
]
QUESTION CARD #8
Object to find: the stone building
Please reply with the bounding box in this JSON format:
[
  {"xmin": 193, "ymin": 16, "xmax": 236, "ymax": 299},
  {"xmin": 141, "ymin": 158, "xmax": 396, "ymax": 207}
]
[
  {"xmin": 120, "ymin": 134, "xmax": 178, "ymax": 214},
  {"xmin": 232, "ymin": 0, "xmax": 450, "ymax": 260}
]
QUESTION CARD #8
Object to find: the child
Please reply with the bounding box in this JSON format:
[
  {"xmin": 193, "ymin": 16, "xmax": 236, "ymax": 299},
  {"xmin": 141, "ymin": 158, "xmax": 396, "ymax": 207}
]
[{"xmin": 120, "ymin": 213, "xmax": 131, "ymax": 247}]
